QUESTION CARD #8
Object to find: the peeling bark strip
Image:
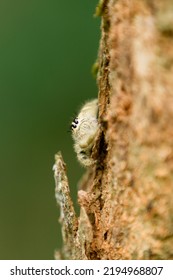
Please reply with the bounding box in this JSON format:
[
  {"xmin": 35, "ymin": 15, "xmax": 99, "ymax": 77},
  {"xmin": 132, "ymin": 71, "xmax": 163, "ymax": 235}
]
[
  {"xmin": 53, "ymin": 153, "xmax": 78, "ymax": 259},
  {"xmin": 53, "ymin": 153, "xmax": 92, "ymax": 260},
  {"xmin": 54, "ymin": 0, "xmax": 173, "ymax": 259}
]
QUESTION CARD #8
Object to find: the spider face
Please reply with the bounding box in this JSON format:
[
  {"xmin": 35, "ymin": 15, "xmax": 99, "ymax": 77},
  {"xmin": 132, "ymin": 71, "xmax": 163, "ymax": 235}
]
[{"xmin": 71, "ymin": 99, "xmax": 99, "ymax": 167}]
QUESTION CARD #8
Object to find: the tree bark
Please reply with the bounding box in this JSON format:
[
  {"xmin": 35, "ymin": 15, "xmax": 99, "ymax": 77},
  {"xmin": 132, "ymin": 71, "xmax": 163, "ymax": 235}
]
[{"xmin": 54, "ymin": 0, "xmax": 173, "ymax": 259}]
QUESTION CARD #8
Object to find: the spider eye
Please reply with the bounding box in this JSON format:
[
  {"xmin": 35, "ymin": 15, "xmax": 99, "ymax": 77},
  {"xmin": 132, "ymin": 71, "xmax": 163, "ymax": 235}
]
[
  {"xmin": 71, "ymin": 124, "xmax": 77, "ymax": 130},
  {"xmin": 73, "ymin": 118, "xmax": 78, "ymax": 124}
]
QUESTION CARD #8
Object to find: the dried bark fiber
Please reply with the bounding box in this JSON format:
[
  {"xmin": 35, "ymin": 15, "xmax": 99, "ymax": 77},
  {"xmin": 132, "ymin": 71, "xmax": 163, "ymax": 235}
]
[{"xmin": 54, "ymin": 0, "xmax": 173, "ymax": 259}]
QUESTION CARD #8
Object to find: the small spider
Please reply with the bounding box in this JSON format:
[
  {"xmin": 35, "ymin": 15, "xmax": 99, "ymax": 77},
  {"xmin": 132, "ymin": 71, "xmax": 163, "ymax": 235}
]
[{"xmin": 71, "ymin": 99, "xmax": 99, "ymax": 167}]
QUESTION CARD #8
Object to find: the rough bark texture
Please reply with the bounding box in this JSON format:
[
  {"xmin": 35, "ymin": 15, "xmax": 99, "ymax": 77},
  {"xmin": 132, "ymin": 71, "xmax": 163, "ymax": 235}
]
[{"xmin": 54, "ymin": 0, "xmax": 173, "ymax": 259}]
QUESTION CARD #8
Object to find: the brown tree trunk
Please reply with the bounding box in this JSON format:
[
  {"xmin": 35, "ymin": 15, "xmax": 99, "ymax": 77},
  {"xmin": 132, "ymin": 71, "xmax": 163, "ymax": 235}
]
[{"xmin": 54, "ymin": 0, "xmax": 173, "ymax": 259}]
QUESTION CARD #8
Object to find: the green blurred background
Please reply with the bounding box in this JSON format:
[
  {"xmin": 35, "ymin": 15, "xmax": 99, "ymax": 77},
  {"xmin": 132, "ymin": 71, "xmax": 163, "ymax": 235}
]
[{"xmin": 0, "ymin": 0, "xmax": 100, "ymax": 259}]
